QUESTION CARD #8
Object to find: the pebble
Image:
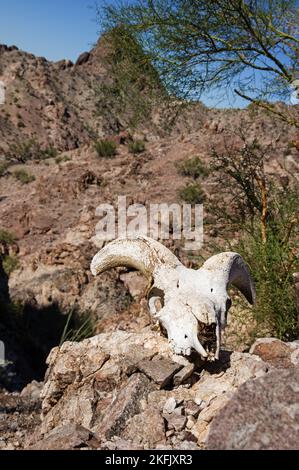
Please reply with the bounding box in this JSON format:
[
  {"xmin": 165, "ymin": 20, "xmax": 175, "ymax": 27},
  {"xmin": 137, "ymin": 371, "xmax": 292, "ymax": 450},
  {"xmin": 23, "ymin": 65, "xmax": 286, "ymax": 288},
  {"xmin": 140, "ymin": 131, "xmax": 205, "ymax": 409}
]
[{"xmin": 163, "ymin": 397, "xmax": 177, "ymax": 414}]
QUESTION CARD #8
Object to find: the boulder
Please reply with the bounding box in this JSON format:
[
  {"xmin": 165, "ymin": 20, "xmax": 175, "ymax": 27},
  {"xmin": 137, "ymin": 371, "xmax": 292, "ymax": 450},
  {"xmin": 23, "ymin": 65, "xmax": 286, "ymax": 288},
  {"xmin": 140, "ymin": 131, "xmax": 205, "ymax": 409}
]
[
  {"xmin": 36, "ymin": 332, "xmax": 296, "ymax": 450},
  {"xmin": 75, "ymin": 52, "xmax": 90, "ymax": 66},
  {"xmin": 207, "ymin": 368, "xmax": 299, "ymax": 450},
  {"xmin": 249, "ymin": 338, "xmax": 299, "ymax": 368}
]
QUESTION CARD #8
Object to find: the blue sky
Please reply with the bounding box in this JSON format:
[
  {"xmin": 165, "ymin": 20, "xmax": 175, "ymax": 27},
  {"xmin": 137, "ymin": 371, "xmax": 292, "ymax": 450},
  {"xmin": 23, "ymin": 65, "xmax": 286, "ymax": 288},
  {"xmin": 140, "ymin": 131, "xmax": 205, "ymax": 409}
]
[
  {"xmin": 0, "ymin": 0, "xmax": 100, "ymax": 62},
  {"xmin": 0, "ymin": 0, "xmax": 295, "ymax": 108}
]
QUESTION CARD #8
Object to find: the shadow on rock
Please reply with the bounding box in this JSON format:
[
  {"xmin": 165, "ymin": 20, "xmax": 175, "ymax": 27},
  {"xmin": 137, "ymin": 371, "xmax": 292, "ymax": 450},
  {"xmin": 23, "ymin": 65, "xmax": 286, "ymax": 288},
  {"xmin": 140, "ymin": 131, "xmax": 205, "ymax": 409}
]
[{"xmin": 0, "ymin": 299, "xmax": 84, "ymax": 392}]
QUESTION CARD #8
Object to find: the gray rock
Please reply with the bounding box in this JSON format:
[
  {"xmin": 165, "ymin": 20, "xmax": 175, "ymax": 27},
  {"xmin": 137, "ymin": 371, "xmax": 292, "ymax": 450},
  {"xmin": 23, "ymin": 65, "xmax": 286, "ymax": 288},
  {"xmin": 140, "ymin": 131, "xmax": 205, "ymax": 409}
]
[
  {"xmin": 164, "ymin": 412, "xmax": 187, "ymax": 432},
  {"xmin": 173, "ymin": 363, "xmax": 195, "ymax": 386},
  {"xmin": 163, "ymin": 397, "xmax": 177, "ymax": 414},
  {"xmin": 30, "ymin": 424, "xmax": 99, "ymax": 450},
  {"xmin": 138, "ymin": 356, "xmax": 182, "ymax": 388},
  {"xmin": 207, "ymin": 368, "xmax": 299, "ymax": 450},
  {"xmin": 94, "ymin": 373, "xmax": 153, "ymax": 439},
  {"xmin": 123, "ymin": 406, "xmax": 166, "ymax": 447},
  {"xmin": 185, "ymin": 400, "xmax": 201, "ymax": 418}
]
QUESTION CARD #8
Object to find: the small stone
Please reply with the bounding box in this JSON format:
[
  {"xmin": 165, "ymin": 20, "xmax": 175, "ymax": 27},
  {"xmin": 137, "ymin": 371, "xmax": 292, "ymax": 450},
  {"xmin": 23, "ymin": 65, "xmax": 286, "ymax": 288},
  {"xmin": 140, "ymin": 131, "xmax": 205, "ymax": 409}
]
[
  {"xmin": 166, "ymin": 430, "xmax": 175, "ymax": 438},
  {"xmin": 137, "ymin": 356, "xmax": 182, "ymax": 389},
  {"xmin": 173, "ymin": 406, "xmax": 184, "ymax": 416},
  {"xmin": 173, "ymin": 363, "xmax": 195, "ymax": 386},
  {"xmin": 194, "ymin": 397, "xmax": 203, "ymax": 406},
  {"xmin": 185, "ymin": 401, "xmax": 201, "ymax": 418},
  {"xmin": 164, "ymin": 413, "xmax": 187, "ymax": 432},
  {"xmin": 194, "ymin": 398, "xmax": 207, "ymax": 410},
  {"xmin": 163, "ymin": 397, "xmax": 177, "ymax": 414}
]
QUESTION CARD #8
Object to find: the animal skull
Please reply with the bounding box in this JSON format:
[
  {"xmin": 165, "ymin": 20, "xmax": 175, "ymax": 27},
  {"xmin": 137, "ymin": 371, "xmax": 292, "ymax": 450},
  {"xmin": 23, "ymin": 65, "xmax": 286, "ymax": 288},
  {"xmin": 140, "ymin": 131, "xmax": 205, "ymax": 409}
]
[{"xmin": 91, "ymin": 236, "xmax": 255, "ymax": 361}]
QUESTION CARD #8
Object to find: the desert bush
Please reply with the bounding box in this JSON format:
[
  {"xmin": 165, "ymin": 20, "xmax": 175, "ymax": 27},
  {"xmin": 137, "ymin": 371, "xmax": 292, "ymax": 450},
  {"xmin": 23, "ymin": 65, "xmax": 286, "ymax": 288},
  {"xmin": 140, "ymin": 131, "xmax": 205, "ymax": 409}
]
[
  {"xmin": 95, "ymin": 139, "xmax": 117, "ymax": 158},
  {"xmin": 177, "ymin": 156, "xmax": 209, "ymax": 179},
  {"xmin": 2, "ymin": 255, "xmax": 20, "ymax": 276},
  {"xmin": 6, "ymin": 140, "xmax": 58, "ymax": 163},
  {"xmin": 209, "ymin": 135, "xmax": 299, "ymax": 341},
  {"xmin": 178, "ymin": 182, "xmax": 206, "ymax": 204},
  {"xmin": 40, "ymin": 146, "xmax": 58, "ymax": 160},
  {"xmin": 0, "ymin": 230, "xmax": 15, "ymax": 245},
  {"xmin": 55, "ymin": 155, "xmax": 71, "ymax": 164},
  {"xmin": 128, "ymin": 140, "xmax": 146, "ymax": 154},
  {"xmin": 14, "ymin": 169, "xmax": 35, "ymax": 184},
  {"xmin": 0, "ymin": 162, "xmax": 8, "ymax": 177}
]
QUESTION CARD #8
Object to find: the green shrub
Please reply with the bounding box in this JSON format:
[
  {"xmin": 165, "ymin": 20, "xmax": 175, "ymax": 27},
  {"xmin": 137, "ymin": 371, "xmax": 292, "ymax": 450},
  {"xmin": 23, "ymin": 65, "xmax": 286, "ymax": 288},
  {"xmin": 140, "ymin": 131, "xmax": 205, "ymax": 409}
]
[
  {"xmin": 0, "ymin": 162, "xmax": 8, "ymax": 176},
  {"xmin": 209, "ymin": 135, "xmax": 299, "ymax": 341},
  {"xmin": 55, "ymin": 155, "xmax": 71, "ymax": 164},
  {"xmin": 0, "ymin": 230, "xmax": 15, "ymax": 245},
  {"xmin": 6, "ymin": 140, "xmax": 58, "ymax": 163},
  {"xmin": 238, "ymin": 218, "xmax": 298, "ymax": 341},
  {"xmin": 2, "ymin": 255, "xmax": 20, "ymax": 276},
  {"xmin": 7, "ymin": 140, "xmax": 38, "ymax": 163},
  {"xmin": 95, "ymin": 139, "xmax": 117, "ymax": 158},
  {"xmin": 177, "ymin": 156, "xmax": 209, "ymax": 179},
  {"xmin": 14, "ymin": 169, "xmax": 35, "ymax": 184},
  {"xmin": 178, "ymin": 182, "xmax": 206, "ymax": 204},
  {"xmin": 128, "ymin": 140, "xmax": 146, "ymax": 154},
  {"xmin": 40, "ymin": 146, "xmax": 58, "ymax": 160}
]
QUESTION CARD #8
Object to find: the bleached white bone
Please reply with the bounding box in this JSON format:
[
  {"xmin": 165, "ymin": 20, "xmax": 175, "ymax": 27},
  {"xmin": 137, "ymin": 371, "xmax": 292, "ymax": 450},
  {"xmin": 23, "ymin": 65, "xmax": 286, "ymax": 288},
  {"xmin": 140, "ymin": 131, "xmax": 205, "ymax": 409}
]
[{"xmin": 91, "ymin": 236, "xmax": 255, "ymax": 361}]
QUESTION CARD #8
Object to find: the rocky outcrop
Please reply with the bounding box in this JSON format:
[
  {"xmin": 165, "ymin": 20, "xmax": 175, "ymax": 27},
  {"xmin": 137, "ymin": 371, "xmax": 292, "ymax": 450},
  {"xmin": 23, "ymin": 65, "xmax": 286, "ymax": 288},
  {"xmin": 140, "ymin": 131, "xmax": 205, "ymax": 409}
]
[
  {"xmin": 1, "ymin": 329, "xmax": 299, "ymax": 450},
  {"xmin": 75, "ymin": 52, "xmax": 90, "ymax": 66},
  {"xmin": 32, "ymin": 329, "xmax": 277, "ymax": 450}
]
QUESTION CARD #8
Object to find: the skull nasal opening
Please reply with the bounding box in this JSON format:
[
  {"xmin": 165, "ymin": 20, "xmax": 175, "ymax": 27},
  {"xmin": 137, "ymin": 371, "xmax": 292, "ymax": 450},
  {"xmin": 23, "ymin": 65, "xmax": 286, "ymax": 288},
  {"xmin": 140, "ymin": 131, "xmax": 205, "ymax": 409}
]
[{"xmin": 197, "ymin": 321, "xmax": 217, "ymax": 354}]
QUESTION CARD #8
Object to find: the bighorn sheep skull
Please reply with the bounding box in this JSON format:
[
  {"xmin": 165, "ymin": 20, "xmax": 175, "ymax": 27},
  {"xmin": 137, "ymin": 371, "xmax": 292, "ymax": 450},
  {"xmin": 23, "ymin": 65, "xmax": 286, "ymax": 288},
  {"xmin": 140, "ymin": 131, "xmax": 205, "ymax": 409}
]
[{"xmin": 91, "ymin": 236, "xmax": 255, "ymax": 361}]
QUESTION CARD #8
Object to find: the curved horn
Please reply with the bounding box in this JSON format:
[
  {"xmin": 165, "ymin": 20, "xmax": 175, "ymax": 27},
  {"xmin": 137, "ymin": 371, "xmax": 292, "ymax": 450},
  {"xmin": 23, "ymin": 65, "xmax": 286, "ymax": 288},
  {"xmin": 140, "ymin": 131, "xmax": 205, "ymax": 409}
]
[
  {"xmin": 91, "ymin": 236, "xmax": 182, "ymax": 280},
  {"xmin": 201, "ymin": 252, "xmax": 256, "ymax": 305}
]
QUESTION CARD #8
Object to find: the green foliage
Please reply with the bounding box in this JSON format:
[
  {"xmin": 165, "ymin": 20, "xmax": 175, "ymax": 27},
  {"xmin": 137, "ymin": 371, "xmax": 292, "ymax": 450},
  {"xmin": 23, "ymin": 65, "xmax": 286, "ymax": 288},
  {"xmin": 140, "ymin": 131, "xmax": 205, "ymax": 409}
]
[
  {"xmin": 177, "ymin": 156, "xmax": 209, "ymax": 179},
  {"xmin": 59, "ymin": 309, "xmax": 96, "ymax": 345},
  {"xmin": 100, "ymin": 0, "xmax": 299, "ymax": 128},
  {"xmin": 209, "ymin": 134, "xmax": 299, "ymax": 341},
  {"xmin": 128, "ymin": 140, "xmax": 146, "ymax": 154},
  {"xmin": 0, "ymin": 162, "xmax": 8, "ymax": 176},
  {"xmin": 2, "ymin": 255, "xmax": 20, "ymax": 276},
  {"xmin": 40, "ymin": 146, "xmax": 58, "ymax": 160},
  {"xmin": 94, "ymin": 25, "xmax": 166, "ymax": 130},
  {"xmin": 238, "ymin": 220, "xmax": 298, "ymax": 341},
  {"xmin": 178, "ymin": 182, "xmax": 206, "ymax": 204},
  {"xmin": 95, "ymin": 139, "xmax": 117, "ymax": 158},
  {"xmin": 7, "ymin": 140, "xmax": 58, "ymax": 163},
  {"xmin": 0, "ymin": 230, "xmax": 15, "ymax": 245},
  {"xmin": 55, "ymin": 155, "xmax": 71, "ymax": 164},
  {"xmin": 14, "ymin": 169, "xmax": 35, "ymax": 184}
]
